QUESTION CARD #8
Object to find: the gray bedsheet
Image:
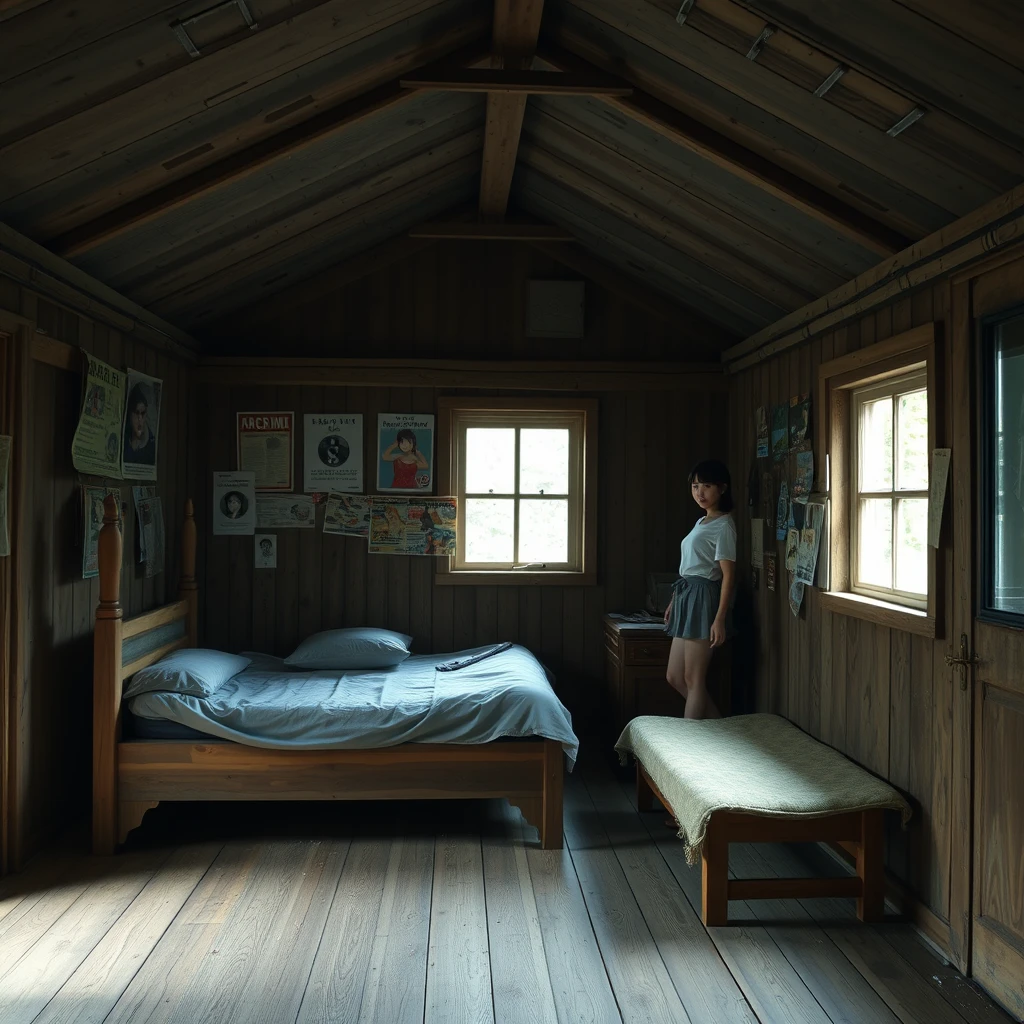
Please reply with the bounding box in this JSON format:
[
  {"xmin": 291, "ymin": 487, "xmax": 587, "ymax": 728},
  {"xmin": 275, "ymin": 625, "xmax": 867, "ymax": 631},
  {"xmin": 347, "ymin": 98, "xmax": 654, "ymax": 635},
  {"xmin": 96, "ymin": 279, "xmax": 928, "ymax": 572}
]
[{"xmin": 128, "ymin": 645, "xmax": 578, "ymax": 767}]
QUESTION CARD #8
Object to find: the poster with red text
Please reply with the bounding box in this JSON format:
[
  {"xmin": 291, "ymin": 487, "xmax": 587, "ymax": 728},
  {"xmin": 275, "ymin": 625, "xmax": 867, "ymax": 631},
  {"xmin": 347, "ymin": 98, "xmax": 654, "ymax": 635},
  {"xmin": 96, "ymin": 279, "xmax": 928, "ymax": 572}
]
[{"xmin": 237, "ymin": 412, "xmax": 294, "ymax": 491}]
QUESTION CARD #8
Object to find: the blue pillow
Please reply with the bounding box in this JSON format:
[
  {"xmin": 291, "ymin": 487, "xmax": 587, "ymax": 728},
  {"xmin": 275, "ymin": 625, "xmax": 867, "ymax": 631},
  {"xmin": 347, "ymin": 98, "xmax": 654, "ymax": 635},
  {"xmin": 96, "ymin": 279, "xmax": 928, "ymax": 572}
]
[
  {"xmin": 283, "ymin": 628, "xmax": 413, "ymax": 670},
  {"xmin": 122, "ymin": 649, "xmax": 251, "ymax": 700}
]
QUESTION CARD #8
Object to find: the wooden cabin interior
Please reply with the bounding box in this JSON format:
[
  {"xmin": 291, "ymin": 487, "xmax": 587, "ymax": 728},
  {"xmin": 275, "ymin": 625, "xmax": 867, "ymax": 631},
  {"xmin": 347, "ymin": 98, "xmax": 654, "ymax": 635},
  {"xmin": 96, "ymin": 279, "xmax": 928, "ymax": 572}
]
[{"xmin": 1, "ymin": 1, "xmax": 1023, "ymax": 1021}]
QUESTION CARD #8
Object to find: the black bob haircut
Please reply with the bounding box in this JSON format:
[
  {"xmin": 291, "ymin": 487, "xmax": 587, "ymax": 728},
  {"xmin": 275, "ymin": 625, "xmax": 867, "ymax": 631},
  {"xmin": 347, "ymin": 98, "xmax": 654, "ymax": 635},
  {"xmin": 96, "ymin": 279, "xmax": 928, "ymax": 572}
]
[{"xmin": 687, "ymin": 460, "xmax": 734, "ymax": 513}]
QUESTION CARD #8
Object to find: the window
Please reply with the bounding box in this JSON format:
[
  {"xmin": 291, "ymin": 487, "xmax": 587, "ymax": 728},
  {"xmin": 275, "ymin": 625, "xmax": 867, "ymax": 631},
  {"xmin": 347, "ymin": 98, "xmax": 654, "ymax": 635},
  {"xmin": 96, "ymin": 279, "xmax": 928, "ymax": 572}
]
[
  {"xmin": 436, "ymin": 398, "xmax": 597, "ymax": 584},
  {"xmin": 817, "ymin": 324, "xmax": 939, "ymax": 636},
  {"xmin": 850, "ymin": 369, "xmax": 929, "ymax": 608}
]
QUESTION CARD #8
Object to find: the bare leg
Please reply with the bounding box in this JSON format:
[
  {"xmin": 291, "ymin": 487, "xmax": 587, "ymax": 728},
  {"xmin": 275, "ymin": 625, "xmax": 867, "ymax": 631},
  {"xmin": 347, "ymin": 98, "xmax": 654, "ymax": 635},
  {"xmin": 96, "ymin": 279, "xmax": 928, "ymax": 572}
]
[
  {"xmin": 682, "ymin": 639, "xmax": 720, "ymax": 720},
  {"xmin": 666, "ymin": 637, "xmax": 688, "ymax": 700}
]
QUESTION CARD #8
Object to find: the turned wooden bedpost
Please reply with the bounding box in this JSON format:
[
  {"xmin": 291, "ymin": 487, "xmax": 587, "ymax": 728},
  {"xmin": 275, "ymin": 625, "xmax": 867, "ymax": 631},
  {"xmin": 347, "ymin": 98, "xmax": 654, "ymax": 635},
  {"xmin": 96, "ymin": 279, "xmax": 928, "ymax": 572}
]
[
  {"xmin": 93, "ymin": 494, "xmax": 123, "ymax": 855},
  {"xmin": 179, "ymin": 499, "xmax": 198, "ymax": 646}
]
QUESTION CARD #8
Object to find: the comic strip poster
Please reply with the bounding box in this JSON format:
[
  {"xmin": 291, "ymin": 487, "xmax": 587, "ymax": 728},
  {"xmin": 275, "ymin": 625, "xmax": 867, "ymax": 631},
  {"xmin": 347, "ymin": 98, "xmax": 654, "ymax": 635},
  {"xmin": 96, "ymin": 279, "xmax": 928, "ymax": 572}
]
[
  {"xmin": 369, "ymin": 496, "xmax": 456, "ymax": 556},
  {"xmin": 377, "ymin": 414, "xmax": 433, "ymax": 493},
  {"xmin": 255, "ymin": 493, "xmax": 315, "ymax": 529},
  {"xmin": 121, "ymin": 369, "xmax": 162, "ymax": 481},
  {"xmin": 72, "ymin": 355, "xmax": 125, "ymax": 478},
  {"xmin": 304, "ymin": 414, "xmax": 363, "ymax": 493},
  {"xmin": 237, "ymin": 412, "xmax": 294, "ymax": 491},
  {"xmin": 213, "ymin": 472, "xmax": 256, "ymax": 536},
  {"xmin": 82, "ymin": 485, "xmax": 122, "ymax": 578},
  {"xmin": 323, "ymin": 493, "xmax": 371, "ymax": 537}
]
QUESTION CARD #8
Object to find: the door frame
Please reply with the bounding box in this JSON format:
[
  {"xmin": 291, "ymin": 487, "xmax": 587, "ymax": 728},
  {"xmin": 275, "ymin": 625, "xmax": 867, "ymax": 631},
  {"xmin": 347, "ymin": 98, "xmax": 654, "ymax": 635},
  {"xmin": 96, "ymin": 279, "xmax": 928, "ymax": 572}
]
[{"xmin": 950, "ymin": 244, "xmax": 1024, "ymax": 996}]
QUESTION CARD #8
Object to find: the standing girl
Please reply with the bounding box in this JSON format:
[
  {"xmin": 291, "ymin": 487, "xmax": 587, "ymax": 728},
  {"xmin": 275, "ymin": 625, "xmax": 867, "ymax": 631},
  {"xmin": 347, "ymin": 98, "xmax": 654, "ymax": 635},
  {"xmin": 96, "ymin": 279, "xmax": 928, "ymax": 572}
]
[{"xmin": 663, "ymin": 459, "xmax": 737, "ymax": 719}]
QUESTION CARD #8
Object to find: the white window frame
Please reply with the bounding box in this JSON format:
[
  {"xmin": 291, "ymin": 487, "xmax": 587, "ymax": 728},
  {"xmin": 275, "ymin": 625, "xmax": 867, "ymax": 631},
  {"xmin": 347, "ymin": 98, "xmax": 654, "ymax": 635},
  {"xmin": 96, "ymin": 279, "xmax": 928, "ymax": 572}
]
[
  {"xmin": 849, "ymin": 369, "xmax": 929, "ymax": 610},
  {"xmin": 435, "ymin": 398, "xmax": 598, "ymax": 585}
]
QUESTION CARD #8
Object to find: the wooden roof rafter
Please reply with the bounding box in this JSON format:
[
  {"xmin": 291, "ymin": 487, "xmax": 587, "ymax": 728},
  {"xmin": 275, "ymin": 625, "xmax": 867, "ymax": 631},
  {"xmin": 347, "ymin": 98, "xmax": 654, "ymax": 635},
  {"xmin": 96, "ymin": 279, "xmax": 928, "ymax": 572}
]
[
  {"xmin": 538, "ymin": 45, "xmax": 909, "ymax": 257},
  {"xmin": 47, "ymin": 38, "xmax": 492, "ymax": 260}
]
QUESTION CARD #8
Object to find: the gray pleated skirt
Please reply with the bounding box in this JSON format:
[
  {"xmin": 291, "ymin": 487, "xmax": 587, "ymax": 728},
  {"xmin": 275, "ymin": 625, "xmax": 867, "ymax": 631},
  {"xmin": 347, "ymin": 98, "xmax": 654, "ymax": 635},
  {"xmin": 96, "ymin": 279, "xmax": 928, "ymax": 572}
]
[{"xmin": 664, "ymin": 575, "xmax": 734, "ymax": 641}]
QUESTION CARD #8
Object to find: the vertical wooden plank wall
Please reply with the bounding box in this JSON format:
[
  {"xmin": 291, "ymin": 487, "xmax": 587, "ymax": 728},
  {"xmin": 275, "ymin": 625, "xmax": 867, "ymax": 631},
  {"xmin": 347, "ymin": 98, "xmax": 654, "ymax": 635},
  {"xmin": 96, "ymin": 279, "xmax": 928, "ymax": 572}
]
[
  {"xmin": 727, "ymin": 283, "xmax": 955, "ymax": 929},
  {"xmin": 2, "ymin": 276, "xmax": 195, "ymax": 863},
  {"xmin": 200, "ymin": 242, "xmax": 731, "ymax": 709}
]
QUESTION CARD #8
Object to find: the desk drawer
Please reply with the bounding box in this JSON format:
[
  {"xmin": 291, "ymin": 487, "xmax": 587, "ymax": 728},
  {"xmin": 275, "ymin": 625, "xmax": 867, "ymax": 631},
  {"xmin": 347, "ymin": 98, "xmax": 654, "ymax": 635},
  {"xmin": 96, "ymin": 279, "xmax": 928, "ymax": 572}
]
[{"xmin": 624, "ymin": 639, "xmax": 670, "ymax": 665}]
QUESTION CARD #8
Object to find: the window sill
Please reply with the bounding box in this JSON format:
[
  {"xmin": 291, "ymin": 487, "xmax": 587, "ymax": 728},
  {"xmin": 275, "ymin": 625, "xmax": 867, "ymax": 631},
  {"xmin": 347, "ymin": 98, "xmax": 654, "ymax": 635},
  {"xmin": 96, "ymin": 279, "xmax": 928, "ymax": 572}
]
[
  {"xmin": 435, "ymin": 569, "xmax": 597, "ymax": 587},
  {"xmin": 820, "ymin": 591, "xmax": 937, "ymax": 638}
]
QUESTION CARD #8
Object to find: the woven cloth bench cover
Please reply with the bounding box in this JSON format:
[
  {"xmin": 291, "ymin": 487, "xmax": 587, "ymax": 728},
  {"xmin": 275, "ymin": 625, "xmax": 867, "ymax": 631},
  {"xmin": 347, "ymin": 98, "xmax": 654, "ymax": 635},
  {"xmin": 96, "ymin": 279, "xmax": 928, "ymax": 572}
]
[{"xmin": 616, "ymin": 714, "xmax": 911, "ymax": 864}]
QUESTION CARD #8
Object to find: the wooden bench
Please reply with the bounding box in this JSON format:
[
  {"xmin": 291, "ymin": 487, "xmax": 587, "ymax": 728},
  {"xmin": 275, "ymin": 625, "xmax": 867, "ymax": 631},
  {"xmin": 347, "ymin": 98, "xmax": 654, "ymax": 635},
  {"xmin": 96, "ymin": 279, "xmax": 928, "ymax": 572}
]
[
  {"xmin": 617, "ymin": 714, "xmax": 909, "ymax": 927},
  {"xmin": 636, "ymin": 763, "xmax": 885, "ymax": 926}
]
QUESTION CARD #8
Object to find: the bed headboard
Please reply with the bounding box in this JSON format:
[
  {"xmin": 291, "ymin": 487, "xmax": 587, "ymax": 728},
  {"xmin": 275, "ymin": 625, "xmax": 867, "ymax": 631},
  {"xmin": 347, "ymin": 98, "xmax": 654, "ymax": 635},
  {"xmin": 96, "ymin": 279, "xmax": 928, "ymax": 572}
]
[{"xmin": 93, "ymin": 493, "xmax": 197, "ymax": 852}]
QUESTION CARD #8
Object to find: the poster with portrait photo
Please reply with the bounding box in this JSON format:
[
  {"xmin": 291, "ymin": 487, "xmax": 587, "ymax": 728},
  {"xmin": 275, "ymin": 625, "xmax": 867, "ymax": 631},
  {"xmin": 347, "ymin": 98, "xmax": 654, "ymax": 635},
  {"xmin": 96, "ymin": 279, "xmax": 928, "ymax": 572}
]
[
  {"xmin": 255, "ymin": 534, "xmax": 277, "ymax": 569},
  {"xmin": 213, "ymin": 472, "xmax": 256, "ymax": 536},
  {"xmin": 121, "ymin": 369, "xmax": 162, "ymax": 480},
  {"xmin": 304, "ymin": 414, "xmax": 363, "ymax": 492},
  {"xmin": 73, "ymin": 354, "xmax": 125, "ymax": 479},
  {"xmin": 377, "ymin": 414, "xmax": 433, "ymax": 493}
]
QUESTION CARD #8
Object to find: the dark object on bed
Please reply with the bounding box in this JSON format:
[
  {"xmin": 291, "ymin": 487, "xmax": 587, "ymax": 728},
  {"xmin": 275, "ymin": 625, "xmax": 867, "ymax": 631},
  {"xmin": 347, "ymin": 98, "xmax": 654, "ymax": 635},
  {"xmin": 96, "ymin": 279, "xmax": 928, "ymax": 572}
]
[
  {"xmin": 92, "ymin": 495, "xmax": 564, "ymax": 854},
  {"xmin": 436, "ymin": 642, "xmax": 513, "ymax": 671}
]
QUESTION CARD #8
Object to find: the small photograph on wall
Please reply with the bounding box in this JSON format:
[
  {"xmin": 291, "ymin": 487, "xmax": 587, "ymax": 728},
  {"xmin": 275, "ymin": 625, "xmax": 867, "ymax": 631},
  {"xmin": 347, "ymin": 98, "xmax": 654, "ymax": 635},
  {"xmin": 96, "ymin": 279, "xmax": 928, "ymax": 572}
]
[
  {"xmin": 255, "ymin": 534, "xmax": 277, "ymax": 569},
  {"xmin": 72, "ymin": 354, "xmax": 126, "ymax": 479},
  {"xmin": 121, "ymin": 369, "xmax": 162, "ymax": 480},
  {"xmin": 755, "ymin": 406, "xmax": 769, "ymax": 458},
  {"xmin": 213, "ymin": 471, "xmax": 256, "ymax": 535},
  {"xmin": 377, "ymin": 414, "xmax": 433, "ymax": 493},
  {"xmin": 82, "ymin": 485, "xmax": 122, "ymax": 578},
  {"xmin": 237, "ymin": 412, "xmax": 294, "ymax": 491},
  {"xmin": 304, "ymin": 414, "xmax": 363, "ymax": 492}
]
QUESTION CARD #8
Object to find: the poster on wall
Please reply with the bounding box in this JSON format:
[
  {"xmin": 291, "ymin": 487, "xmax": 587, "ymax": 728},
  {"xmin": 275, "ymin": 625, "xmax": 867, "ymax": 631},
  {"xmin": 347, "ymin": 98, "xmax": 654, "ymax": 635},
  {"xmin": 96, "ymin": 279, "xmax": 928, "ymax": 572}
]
[
  {"xmin": 795, "ymin": 502, "xmax": 824, "ymax": 585},
  {"xmin": 323, "ymin": 493, "xmax": 371, "ymax": 537},
  {"xmin": 121, "ymin": 369, "xmax": 162, "ymax": 481},
  {"xmin": 304, "ymin": 414, "xmax": 363, "ymax": 492},
  {"xmin": 369, "ymin": 496, "xmax": 456, "ymax": 555},
  {"xmin": 789, "ymin": 578, "xmax": 805, "ymax": 617},
  {"xmin": 213, "ymin": 471, "xmax": 256, "ymax": 535},
  {"xmin": 255, "ymin": 534, "xmax": 277, "ymax": 569},
  {"xmin": 750, "ymin": 518, "xmax": 764, "ymax": 569},
  {"xmin": 0, "ymin": 435, "xmax": 9, "ymax": 557},
  {"xmin": 792, "ymin": 450, "xmax": 814, "ymax": 503},
  {"xmin": 255, "ymin": 493, "xmax": 315, "ymax": 529},
  {"xmin": 132, "ymin": 486, "xmax": 165, "ymax": 578},
  {"xmin": 789, "ymin": 393, "xmax": 811, "ymax": 450},
  {"xmin": 237, "ymin": 412, "xmax": 294, "ymax": 491},
  {"xmin": 376, "ymin": 414, "xmax": 433, "ymax": 493},
  {"xmin": 72, "ymin": 354, "xmax": 125, "ymax": 479},
  {"xmin": 755, "ymin": 406, "xmax": 769, "ymax": 458},
  {"xmin": 82, "ymin": 485, "xmax": 121, "ymax": 578},
  {"xmin": 785, "ymin": 528, "xmax": 799, "ymax": 571},
  {"xmin": 771, "ymin": 405, "xmax": 789, "ymax": 461},
  {"xmin": 775, "ymin": 481, "xmax": 789, "ymax": 540}
]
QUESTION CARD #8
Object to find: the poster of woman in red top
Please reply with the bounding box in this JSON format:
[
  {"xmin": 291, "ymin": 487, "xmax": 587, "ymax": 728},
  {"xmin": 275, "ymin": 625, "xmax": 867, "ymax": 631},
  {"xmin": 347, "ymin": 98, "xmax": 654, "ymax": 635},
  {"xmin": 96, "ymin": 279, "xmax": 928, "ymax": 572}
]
[{"xmin": 377, "ymin": 413, "xmax": 433, "ymax": 492}]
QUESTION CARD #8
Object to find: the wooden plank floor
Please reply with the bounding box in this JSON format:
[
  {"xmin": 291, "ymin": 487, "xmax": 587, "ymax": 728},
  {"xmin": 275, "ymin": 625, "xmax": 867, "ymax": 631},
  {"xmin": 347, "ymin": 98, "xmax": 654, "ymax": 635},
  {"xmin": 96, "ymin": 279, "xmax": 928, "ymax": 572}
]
[{"xmin": 0, "ymin": 753, "xmax": 1013, "ymax": 1024}]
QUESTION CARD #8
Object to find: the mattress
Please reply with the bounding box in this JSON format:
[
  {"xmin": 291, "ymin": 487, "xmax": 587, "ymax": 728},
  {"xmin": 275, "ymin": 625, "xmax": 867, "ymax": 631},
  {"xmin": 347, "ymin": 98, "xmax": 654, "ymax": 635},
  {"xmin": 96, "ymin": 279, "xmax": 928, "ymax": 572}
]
[{"xmin": 126, "ymin": 645, "xmax": 578, "ymax": 767}]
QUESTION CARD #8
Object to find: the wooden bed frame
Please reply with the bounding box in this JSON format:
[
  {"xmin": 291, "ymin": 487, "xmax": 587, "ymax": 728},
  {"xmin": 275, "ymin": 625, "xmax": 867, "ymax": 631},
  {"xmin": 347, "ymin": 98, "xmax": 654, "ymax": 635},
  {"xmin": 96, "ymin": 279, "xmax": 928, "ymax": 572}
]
[
  {"xmin": 636, "ymin": 764, "xmax": 885, "ymax": 926},
  {"xmin": 92, "ymin": 495, "xmax": 564, "ymax": 854}
]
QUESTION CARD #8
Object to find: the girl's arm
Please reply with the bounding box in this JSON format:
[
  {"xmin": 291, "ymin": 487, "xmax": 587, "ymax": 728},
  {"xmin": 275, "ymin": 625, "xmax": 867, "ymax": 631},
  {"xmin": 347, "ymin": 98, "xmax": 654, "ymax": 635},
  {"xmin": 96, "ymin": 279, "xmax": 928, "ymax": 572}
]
[
  {"xmin": 710, "ymin": 559, "xmax": 735, "ymax": 647},
  {"xmin": 415, "ymin": 450, "xmax": 429, "ymax": 468},
  {"xmin": 381, "ymin": 442, "xmax": 399, "ymax": 461}
]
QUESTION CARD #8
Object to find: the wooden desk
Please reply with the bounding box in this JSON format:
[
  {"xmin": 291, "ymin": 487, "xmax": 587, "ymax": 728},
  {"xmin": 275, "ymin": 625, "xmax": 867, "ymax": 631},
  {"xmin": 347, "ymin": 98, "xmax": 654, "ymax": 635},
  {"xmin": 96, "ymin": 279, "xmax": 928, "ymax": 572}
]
[{"xmin": 602, "ymin": 615, "xmax": 731, "ymax": 731}]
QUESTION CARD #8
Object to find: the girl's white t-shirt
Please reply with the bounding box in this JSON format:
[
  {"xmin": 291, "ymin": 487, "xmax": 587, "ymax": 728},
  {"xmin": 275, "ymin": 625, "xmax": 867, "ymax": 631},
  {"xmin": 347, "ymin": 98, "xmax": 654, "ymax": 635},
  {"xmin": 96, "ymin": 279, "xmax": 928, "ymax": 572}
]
[{"xmin": 678, "ymin": 514, "xmax": 737, "ymax": 580}]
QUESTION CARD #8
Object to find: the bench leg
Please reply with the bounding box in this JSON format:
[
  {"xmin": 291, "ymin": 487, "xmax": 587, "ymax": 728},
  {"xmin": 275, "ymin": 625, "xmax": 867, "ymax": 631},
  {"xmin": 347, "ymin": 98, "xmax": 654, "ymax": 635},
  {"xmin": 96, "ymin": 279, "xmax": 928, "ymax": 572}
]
[
  {"xmin": 701, "ymin": 817, "xmax": 729, "ymax": 927},
  {"xmin": 636, "ymin": 765, "xmax": 654, "ymax": 811},
  {"xmin": 856, "ymin": 809, "xmax": 885, "ymax": 922}
]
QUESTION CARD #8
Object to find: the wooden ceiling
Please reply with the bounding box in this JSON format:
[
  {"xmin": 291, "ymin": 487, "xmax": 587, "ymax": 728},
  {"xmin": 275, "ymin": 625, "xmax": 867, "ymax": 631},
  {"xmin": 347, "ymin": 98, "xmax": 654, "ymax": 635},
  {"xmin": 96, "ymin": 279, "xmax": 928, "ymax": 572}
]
[{"xmin": 1, "ymin": 0, "xmax": 1022, "ymax": 344}]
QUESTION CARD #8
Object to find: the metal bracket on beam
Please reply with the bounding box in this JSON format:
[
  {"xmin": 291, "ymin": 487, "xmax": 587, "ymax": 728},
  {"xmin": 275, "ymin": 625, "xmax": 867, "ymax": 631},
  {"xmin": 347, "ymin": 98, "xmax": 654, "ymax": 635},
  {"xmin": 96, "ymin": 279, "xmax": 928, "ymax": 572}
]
[
  {"xmin": 813, "ymin": 65, "xmax": 847, "ymax": 98},
  {"xmin": 746, "ymin": 24, "xmax": 775, "ymax": 61},
  {"xmin": 676, "ymin": 0, "xmax": 695, "ymax": 26},
  {"xmin": 886, "ymin": 106, "xmax": 925, "ymax": 137},
  {"xmin": 171, "ymin": 0, "xmax": 257, "ymax": 59}
]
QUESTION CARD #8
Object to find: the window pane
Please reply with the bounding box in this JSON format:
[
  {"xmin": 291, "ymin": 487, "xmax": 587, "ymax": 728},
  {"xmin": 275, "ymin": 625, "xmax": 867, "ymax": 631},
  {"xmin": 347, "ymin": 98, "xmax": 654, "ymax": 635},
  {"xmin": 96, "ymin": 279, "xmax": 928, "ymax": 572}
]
[
  {"xmin": 519, "ymin": 429, "xmax": 570, "ymax": 495},
  {"xmin": 465, "ymin": 428, "xmax": 516, "ymax": 494},
  {"xmin": 895, "ymin": 498, "xmax": 927, "ymax": 595},
  {"xmin": 858, "ymin": 498, "xmax": 892, "ymax": 588},
  {"xmin": 989, "ymin": 315, "xmax": 1024, "ymax": 615},
  {"xmin": 897, "ymin": 389, "xmax": 928, "ymax": 491},
  {"xmin": 465, "ymin": 499, "xmax": 515, "ymax": 563},
  {"xmin": 859, "ymin": 397, "xmax": 893, "ymax": 491},
  {"xmin": 519, "ymin": 500, "xmax": 569, "ymax": 563}
]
